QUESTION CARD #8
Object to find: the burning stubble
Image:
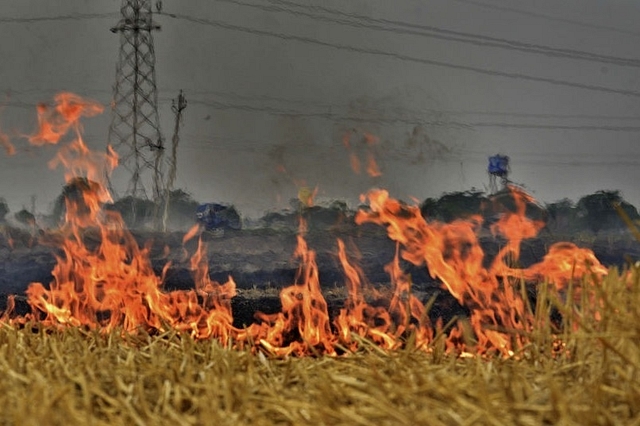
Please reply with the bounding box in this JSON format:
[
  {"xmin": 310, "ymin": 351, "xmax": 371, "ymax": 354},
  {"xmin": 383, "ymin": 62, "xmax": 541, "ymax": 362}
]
[{"xmin": 0, "ymin": 92, "xmax": 617, "ymax": 359}]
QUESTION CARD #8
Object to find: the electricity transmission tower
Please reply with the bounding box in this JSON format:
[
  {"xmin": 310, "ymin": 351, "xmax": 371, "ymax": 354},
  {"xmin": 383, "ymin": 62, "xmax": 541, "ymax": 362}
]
[{"xmin": 108, "ymin": 0, "xmax": 164, "ymax": 201}]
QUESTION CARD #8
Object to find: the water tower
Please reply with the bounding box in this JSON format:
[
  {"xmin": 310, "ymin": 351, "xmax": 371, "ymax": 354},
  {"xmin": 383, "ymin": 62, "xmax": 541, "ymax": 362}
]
[{"xmin": 488, "ymin": 154, "xmax": 510, "ymax": 193}]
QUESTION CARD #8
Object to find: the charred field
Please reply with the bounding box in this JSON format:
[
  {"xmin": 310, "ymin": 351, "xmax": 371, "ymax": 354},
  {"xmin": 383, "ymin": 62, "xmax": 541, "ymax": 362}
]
[
  {"xmin": 0, "ymin": 222, "xmax": 463, "ymax": 325},
  {"xmin": 1, "ymin": 219, "xmax": 638, "ymax": 329}
]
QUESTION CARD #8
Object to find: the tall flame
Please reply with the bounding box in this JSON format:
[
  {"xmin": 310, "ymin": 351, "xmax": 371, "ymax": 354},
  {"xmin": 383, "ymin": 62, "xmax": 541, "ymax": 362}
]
[
  {"xmin": 3, "ymin": 93, "xmax": 610, "ymax": 358},
  {"xmin": 355, "ymin": 187, "xmax": 607, "ymax": 355}
]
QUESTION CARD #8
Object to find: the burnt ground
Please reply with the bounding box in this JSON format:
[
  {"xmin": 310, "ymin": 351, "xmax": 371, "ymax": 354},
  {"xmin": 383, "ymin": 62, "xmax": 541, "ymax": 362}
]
[{"xmin": 0, "ymin": 223, "xmax": 638, "ymax": 329}]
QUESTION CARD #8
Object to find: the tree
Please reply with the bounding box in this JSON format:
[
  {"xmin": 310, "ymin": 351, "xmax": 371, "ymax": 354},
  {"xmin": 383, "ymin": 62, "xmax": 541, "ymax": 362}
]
[
  {"xmin": 421, "ymin": 190, "xmax": 488, "ymax": 222},
  {"xmin": 166, "ymin": 189, "xmax": 199, "ymax": 220},
  {"xmin": 419, "ymin": 197, "xmax": 439, "ymax": 220},
  {"xmin": 14, "ymin": 209, "xmax": 36, "ymax": 227},
  {"xmin": 0, "ymin": 198, "xmax": 8, "ymax": 223},
  {"xmin": 576, "ymin": 190, "xmax": 639, "ymax": 233},
  {"xmin": 107, "ymin": 196, "xmax": 156, "ymax": 229},
  {"xmin": 545, "ymin": 198, "xmax": 578, "ymax": 232},
  {"xmin": 51, "ymin": 177, "xmax": 102, "ymax": 225}
]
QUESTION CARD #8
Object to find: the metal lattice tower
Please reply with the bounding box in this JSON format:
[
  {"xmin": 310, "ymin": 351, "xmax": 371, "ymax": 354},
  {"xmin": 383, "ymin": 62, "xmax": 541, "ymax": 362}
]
[{"xmin": 108, "ymin": 0, "xmax": 164, "ymax": 201}]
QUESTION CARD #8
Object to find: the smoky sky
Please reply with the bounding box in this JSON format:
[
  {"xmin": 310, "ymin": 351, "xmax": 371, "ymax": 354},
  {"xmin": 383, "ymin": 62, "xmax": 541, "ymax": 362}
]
[{"xmin": 1, "ymin": 0, "xmax": 640, "ymax": 219}]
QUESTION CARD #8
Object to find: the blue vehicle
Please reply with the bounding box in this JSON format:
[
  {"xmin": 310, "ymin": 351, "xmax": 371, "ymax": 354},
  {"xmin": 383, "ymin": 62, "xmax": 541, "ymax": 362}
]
[{"xmin": 196, "ymin": 203, "xmax": 241, "ymax": 236}]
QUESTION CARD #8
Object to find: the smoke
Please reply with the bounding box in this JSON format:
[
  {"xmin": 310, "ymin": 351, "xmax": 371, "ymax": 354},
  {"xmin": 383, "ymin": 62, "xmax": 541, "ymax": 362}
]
[{"xmin": 230, "ymin": 92, "xmax": 462, "ymax": 217}]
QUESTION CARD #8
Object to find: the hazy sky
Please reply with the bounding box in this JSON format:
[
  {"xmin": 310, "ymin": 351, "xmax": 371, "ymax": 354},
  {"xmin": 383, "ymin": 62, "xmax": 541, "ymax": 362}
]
[{"xmin": 1, "ymin": 0, "xmax": 640, "ymax": 218}]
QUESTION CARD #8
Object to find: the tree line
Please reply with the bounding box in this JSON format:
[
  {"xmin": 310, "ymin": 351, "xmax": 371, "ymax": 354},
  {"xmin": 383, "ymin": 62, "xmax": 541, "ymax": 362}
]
[
  {"xmin": 0, "ymin": 185, "xmax": 638, "ymax": 235},
  {"xmin": 420, "ymin": 188, "xmax": 640, "ymax": 234}
]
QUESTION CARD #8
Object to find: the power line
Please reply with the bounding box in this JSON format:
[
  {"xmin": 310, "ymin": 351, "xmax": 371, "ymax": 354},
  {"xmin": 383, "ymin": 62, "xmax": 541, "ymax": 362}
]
[
  {"xmin": 4, "ymin": 90, "xmax": 640, "ymax": 131},
  {"xmin": 461, "ymin": 156, "xmax": 640, "ymax": 168},
  {"xmin": 449, "ymin": 0, "xmax": 640, "ymax": 38},
  {"xmin": 467, "ymin": 122, "xmax": 640, "ymax": 132},
  {"xmin": 178, "ymin": 134, "xmax": 640, "ymax": 167},
  {"xmin": 0, "ymin": 12, "xmax": 118, "ymax": 23},
  {"xmin": 189, "ymin": 98, "xmax": 473, "ymax": 128},
  {"xmin": 7, "ymin": 88, "xmax": 640, "ymax": 121},
  {"xmin": 183, "ymin": 89, "xmax": 640, "ymax": 120},
  {"xmin": 167, "ymin": 89, "xmax": 640, "ymax": 121},
  {"xmin": 216, "ymin": 0, "xmax": 640, "ymax": 68},
  {"xmin": 4, "ymin": 4, "xmax": 636, "ymax": 66},
  {"xmin": 167, "ymin": 13, "xmax": 640, "ymax": 99},
  {"xmin": 188, "ymin": 98, "xmax": 640, "ymax": 132},
  {"xmin": 437, "ymin": 110, "xmax": 640, "ymax": 121},
  {"xmin": 438, "ymin": 149, "xmax": 640, "ymax": 167},
  {"xmin": 463, "ymin": 148, "xmax": 637, "ymax": 159},
  {"xmin": 5, "ymin": 95, "xmax": 640, "ymax": 132}
]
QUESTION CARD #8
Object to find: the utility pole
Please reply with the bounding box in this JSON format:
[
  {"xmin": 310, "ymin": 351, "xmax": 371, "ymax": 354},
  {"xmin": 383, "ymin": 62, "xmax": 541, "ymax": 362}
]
[
  {"xmin": 162, "ymin": 90, "xmax": 187, "ymax": 231},
  {"xmin": 108, "ymin": 0, "xmax": 164, "ymax": 202}
]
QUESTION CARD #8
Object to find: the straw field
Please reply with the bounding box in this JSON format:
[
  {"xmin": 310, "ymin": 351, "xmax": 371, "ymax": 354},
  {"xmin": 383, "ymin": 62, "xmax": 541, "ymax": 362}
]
[{"xmin": 0, "ymin": 263, "xmax": 637, "ymax": 426}]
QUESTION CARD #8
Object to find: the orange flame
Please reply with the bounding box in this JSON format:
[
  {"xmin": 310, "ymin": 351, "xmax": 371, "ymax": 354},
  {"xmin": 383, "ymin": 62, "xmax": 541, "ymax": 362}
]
[
  {"xmin": 355, "ymin": 187, "xmax": 606, "ymax": 356},
  {"xmin": 297, "ymin": 186, "xmax": 318, "ymax": 208},
  {"xmin": 13, "ymin": 94, "xmax": 235, "ymax": 342},
  {"xmin": 343, "ymin": 131, "xmax": 361, "ymax": 174},
  {"xmin": 343, "ymin": 130, "xmax": 382, "ymax": 177},
  {"xmin": 0, "ymin": 129, "xmax": 15, "ymax": 155},
  {"xmin": 183, "ymin": 223, "xmax": 201, "ymax": 244},
  {"xmin": 334, "ymin": 238, "xmax": 397, "ymax": 350},
  {"xmin": 29, "ymin": 93, "xmax": 103, "ymax": 146},
  {"xmin": 3, "ymin": 94, "xmax": 610, "ymax": 358},
  {"xmin": 366, "ymin": 152, "xmax": 382, "ymax": 177},
  {"xmin": 363, "ymin": 133, "xmax": 382, "ymax": 177},
  {"xmin": 246, "ymin": 218, "xmax": 333, "ymax": 356}
]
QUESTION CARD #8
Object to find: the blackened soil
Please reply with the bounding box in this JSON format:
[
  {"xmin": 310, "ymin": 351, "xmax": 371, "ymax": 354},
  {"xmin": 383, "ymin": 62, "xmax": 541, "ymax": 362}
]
[{"xmin": 0, "ymin": 224, "xmax": 637, "ymax": 327}]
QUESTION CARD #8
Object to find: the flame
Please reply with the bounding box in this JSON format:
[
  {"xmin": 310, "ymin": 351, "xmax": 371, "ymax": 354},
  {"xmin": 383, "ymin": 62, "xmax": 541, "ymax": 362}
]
[
  {"xmin": 245, "ymin": 218, "xmax": 334, "ymax": 356},
  {"xmin": 27, "ymin": 93, "xmax": 117, "ymax": 210},
  {"xmin": 490, "ymin": 187, "xmax": 546, "ymax": 274},
  {"xmin": 334, "ymin": 238, "xmax": 397, "ymax": 350},
  {"xmin": 183, "ymin": 223, "xmax": 201, "ymax": 244},
  {"xmin": 188, "ymin": 238, "xmax": 237, "ymax": 342},
  {"xmin": 3, "ymin": 93, "xmax": 610, "ymax": 358},
  {"xmin": 11, "ymin": 94, "xmax": 236, "ymax": 343},
  {"xmin": 366, "ymin": 152, "xmax": 382, "ymax": 177},
  {"xmin": 0, "ymin": 129, "xmax": 15, "ymax": 155},
  {"xmin": 0, "ymin": 103, "xmax": 14, "ymax": 155},
  {"xmin": 343, "ymin": 130, "xmax": 382, "ymax": 177},
  {"xmin": 29, "ymin": 93, "xmax": 103, "ymax": 146},
  {"xmin": 297, "ymin": 186, "xmax": 317, "ymax": 208},
  {"xmin": 343, "ymin": 131, "xmax": 362, "ymax": 174},
  {"xmin": 355, "ymin": 187, "xmax": 606, "ymax": 356}
]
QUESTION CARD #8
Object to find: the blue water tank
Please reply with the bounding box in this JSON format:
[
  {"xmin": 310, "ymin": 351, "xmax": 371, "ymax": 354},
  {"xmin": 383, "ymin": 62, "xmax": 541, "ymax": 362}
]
[{"xmin": 488, "ymin": 155, "xmax": 509, "ymax": 177}]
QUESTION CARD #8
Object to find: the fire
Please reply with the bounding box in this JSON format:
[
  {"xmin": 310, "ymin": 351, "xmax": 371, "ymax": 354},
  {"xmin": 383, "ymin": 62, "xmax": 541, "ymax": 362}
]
[
  {"xmin": 247, "ymin": 218, "xmax": 334, "ymax": 356},
  {"xmin": 297, "ymin": 185, "xmax": 317, "ymax": 208},
  {"xmin": 2, "ymin": 93, "xmax": 610, "ymax": 358},
  {"xmin": 29, "ymin": 93, "xmax": 103, "ymax": 146},
  {"xmin": 355, "ymin": 187, "xmax": 606, "ymax": 355},
  {"xmin": 0, "ymin": 129, "xmax": 15, "ymax": 156},
  {"xmin": 343, "ymin": 129, "xmax": 382, "ymax": 177}
]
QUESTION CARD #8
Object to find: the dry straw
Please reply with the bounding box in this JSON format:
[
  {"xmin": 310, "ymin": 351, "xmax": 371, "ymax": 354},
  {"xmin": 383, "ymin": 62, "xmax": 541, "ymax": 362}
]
[{"xmin": 0, "ymin": 261, "xmax": 638, "ymax": 425}]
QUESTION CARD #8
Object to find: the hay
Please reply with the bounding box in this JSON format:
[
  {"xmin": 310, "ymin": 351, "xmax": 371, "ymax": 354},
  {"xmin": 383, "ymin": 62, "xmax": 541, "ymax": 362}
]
[{"xmin": 0, "ymin": 264, "xmax": 638, "ymax": 425}]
